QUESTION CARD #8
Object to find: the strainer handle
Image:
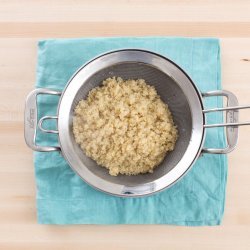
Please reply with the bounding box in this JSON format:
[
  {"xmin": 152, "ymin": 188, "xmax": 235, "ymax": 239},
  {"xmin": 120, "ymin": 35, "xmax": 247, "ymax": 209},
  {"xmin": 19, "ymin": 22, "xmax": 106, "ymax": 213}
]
[
  {"xmin": 202, "ymin": 90, "xmax": 250, "ymax": 154},
  {"xmin": 24, "ymin": 88, "xmax": 61, "ymax": 152}
]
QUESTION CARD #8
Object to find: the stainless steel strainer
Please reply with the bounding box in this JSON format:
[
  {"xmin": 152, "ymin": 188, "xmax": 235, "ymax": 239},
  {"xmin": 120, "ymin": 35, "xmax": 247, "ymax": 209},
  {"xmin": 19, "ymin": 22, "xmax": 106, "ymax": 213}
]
[{"xmin": 24, "ymin": 49, "xmax": 250, "ymax": 197}]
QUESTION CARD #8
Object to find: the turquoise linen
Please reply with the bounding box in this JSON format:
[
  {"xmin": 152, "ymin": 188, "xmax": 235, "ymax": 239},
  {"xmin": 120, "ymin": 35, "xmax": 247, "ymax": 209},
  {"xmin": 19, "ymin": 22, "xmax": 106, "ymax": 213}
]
[{"xmin": 35, "ymin": 37, "xmax": 227, "ymax": 225}]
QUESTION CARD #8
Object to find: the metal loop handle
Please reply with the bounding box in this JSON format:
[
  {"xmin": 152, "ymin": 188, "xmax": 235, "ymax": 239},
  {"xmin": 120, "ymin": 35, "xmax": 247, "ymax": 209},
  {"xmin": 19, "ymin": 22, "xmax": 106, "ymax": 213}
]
[
  {"xmin": 24, "ymin": 88, "xmax": 61, "ymax": 152},
  {"xmin": 202, "ymin": 90, "xmax": 250, "ymax": 154},
  {"xmin": 38, "ymin": 116, "xmax": 59, "ymax": 134}
]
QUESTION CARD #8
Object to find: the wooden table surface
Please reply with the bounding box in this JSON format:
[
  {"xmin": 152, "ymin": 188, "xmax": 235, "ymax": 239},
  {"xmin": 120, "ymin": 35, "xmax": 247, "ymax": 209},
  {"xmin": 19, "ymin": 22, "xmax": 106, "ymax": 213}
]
[{"xmin": 0, "ymin": 1, "xmax": 250, "ymax": 249}]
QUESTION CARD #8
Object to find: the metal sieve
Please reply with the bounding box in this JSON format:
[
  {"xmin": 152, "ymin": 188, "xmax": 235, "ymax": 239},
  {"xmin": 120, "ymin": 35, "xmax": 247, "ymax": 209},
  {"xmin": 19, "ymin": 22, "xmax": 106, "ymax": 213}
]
[{"xmin": 24, "ymin": 49, "xmax": 250, "ymax": 197}]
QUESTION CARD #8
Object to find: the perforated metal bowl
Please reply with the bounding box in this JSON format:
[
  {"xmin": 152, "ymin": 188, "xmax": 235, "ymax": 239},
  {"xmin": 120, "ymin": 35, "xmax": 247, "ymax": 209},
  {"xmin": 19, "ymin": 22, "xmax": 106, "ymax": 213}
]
[{"xmin": 24, "ymin": 49, "xmax": 250, "ymax": 197}]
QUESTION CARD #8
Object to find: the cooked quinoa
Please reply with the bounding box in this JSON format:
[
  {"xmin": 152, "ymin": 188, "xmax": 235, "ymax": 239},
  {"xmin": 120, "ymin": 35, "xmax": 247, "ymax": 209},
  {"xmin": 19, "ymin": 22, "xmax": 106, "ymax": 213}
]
[{"xmin": 73, "ymin": 77, "xmax": 178, "ymax": 176}]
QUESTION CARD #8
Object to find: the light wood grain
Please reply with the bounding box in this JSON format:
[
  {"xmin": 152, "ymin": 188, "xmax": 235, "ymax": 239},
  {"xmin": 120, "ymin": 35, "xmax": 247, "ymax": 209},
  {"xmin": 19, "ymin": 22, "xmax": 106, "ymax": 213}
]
[
  {"xmin": 1, "ymin": 22, "xmax": 250, "ymax": 38},
  {"xmin": 0, "ymin": 0, "xmax": 250, "ymax": 249},
  {"xmin": 1, "ymin": 0, "xmax": 250, "ymax": 22}
]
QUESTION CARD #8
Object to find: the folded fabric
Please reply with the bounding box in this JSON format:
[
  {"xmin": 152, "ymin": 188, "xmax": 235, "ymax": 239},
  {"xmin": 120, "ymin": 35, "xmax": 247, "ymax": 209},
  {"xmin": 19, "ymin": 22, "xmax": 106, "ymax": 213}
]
[{"xmin": 34, "ymin": 37, "xmax": 227, "ymax": 225}]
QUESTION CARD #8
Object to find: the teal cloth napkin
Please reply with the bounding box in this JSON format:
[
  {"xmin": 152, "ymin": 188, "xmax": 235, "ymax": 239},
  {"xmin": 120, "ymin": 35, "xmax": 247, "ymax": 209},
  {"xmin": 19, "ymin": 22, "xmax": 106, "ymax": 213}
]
[{"xmin": 35, "ymin": 37, "xmax": 227, "ymax": 225}]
